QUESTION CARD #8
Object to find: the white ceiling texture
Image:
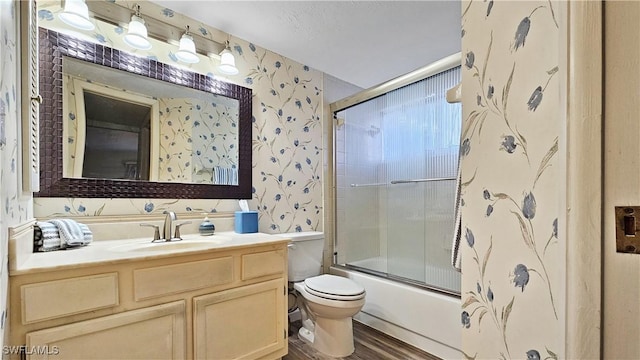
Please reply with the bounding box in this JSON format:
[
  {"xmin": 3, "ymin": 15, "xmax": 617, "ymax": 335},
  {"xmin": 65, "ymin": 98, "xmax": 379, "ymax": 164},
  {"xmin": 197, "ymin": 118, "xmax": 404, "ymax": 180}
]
[{"xmin": 150, "ymin": 1, "xmax": 462, "ymax": 89}]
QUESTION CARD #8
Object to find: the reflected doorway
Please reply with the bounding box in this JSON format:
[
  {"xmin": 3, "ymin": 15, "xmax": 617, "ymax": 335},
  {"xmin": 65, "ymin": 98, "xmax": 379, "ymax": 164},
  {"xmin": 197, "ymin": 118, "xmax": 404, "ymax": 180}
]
[{"xmin": 82, "ymin": 91, "xmax": 151, "ymax": 180}]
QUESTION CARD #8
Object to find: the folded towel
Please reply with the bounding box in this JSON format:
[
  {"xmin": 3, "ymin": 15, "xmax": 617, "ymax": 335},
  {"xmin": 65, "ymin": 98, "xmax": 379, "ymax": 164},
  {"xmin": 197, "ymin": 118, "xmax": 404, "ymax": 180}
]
[
  {"xmin": 33, "ymin": 224, "xmax": 42, "ymax": 252},
  {"xmin": 230, "ymin": 167, "xmax": 238, "ymax": 185},
  {"xmin": 79, "ymin": 223, "xmax": 93, "ymax": 244},
  {"xmin": 213, "ymin": 166, "xmax": 225, "ymax": 185},
  {"xmin": 35, "ymin": 221, "xmax": 63, "ymax": 252},
  {"xmin": 49, "ymin": 219, "xmax": 85, "ymax": 247},
  {"xmin": 34, "ymin": 220, "xmax": 93, "ymax": 252},
  {"xmin": 213, "ymin": 166, "xmax": 238, "ymax": 185}
]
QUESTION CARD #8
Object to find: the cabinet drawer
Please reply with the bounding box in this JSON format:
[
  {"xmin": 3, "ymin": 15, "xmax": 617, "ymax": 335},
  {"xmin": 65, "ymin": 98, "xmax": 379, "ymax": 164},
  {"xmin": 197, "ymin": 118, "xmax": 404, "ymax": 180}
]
[
  {"xmin": 242, "ymin": 250, "xmax": 285, "ymax": 280},
  {"xmin": 22, "ymin": 273, "xmax": 119, "ymax": 324},
  {"xmin": 134, "ymin": 257, "xmax": 233, "ymax": 300}
]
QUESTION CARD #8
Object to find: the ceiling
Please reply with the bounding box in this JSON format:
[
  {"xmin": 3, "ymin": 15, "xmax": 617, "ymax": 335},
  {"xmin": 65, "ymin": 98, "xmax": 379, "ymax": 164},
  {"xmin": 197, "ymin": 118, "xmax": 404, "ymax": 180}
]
[{"xmin": 149, "ymin": 1, "xmax": 462, "ymax": 89}]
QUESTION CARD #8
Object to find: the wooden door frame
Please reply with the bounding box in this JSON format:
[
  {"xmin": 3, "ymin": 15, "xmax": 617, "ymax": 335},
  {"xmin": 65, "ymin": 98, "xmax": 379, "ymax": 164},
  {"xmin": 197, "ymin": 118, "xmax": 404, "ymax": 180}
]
[{"xmin": 563, "ymin": 1, "xmax": 602, "ymax": 358}]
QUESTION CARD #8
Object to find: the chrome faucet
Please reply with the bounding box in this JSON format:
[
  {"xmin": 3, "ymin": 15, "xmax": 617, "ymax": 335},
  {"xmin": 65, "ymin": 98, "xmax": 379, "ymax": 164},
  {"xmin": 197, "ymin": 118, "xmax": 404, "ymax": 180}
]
[
  {"xmin": 163, "ymin": 211, "xmax": 177, "ymax": 241},
  {"xmin": 141, "ymin": 211, "xmax": 191, "ymax": 242}
]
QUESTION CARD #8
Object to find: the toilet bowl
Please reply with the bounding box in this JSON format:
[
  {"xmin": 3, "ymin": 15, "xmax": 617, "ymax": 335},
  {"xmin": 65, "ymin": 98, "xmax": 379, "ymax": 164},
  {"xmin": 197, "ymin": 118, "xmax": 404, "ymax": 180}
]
[
  {"xmin": 282, "ymin": 231, "xmax": 366, "ymax": 357},
  {"xmin": 294, "ymin": 274, "xmax": 365, "ymax": 357}
]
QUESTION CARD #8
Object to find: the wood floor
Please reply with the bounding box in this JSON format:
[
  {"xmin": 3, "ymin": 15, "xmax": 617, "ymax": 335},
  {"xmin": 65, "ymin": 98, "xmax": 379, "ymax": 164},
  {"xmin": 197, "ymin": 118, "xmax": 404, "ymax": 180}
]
[{"xmin": 284, "ymin": 320, "xmax": 441, "ymax": 360}]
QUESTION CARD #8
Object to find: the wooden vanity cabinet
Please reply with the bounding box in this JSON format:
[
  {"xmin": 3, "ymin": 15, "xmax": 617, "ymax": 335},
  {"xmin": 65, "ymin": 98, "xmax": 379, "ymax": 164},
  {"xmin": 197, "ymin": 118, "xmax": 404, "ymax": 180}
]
[
  {"xmin": 25, "ymin": 301, "xmax": 186, "ymax": 360},
  {"xmin": 9, "ymin": 242, "xmax": 288, "ymax": 360},
  {"xmin": 193, "ymin": 279, "xmax": 286, "ymax": 359}
]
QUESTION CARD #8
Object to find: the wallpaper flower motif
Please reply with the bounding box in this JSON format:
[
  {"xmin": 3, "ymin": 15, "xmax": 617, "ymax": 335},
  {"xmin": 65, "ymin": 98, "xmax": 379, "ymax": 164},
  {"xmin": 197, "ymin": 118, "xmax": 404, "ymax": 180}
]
[
  {"xmin": 35, "ymin": 1, "xmax": 323, "ymax": 235},
  {"xmin": 461, "ymin": 0, "xmax": 561, "ymax": 359},
  {"xmin": 158, "ymin": 97, "xmax": 238, "ymax": 183}
]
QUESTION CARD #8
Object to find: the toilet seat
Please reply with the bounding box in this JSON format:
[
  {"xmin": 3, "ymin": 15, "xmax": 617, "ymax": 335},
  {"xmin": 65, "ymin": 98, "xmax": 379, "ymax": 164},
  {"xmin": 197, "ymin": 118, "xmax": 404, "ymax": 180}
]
[{"xmin": 304, "ymin": 275, "xmax": 365, "ymax": 301}]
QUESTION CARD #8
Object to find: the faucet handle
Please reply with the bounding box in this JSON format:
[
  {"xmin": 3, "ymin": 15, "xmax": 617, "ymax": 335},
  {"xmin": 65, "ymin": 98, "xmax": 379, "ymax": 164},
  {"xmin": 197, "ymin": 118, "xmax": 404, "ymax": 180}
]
[
  {"xmin": 174, "ymin": 221, "xmax": 192, "ymax": 240},
  {"xmin": 140, "ymin": 223, "xmax": 161, "ymax": 241}
]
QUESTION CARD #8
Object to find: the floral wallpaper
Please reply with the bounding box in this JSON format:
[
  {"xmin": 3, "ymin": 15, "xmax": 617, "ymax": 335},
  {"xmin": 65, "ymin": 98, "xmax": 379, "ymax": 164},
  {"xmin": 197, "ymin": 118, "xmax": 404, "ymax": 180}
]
[
  {"xmin": 460, "ymin": 1, "xmax": 562, "ymax": 359},
  {"xmin": 1, "ymin": 0, "xmax": 33, "ymax": 344},
  {"xmin": 159, "ymin": 96, "xmax": 238, "ymax": 184},
  {"xmin": 35, "ymin": 1, "xmax": 323, "ymax": 234}
]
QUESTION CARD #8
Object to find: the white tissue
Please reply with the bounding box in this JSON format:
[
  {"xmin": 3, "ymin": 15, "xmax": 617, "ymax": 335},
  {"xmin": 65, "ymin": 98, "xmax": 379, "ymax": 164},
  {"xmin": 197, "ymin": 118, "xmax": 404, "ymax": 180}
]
[{"xmin": 239, "ymin": 200, "xmax": 249, "ymax": 212}]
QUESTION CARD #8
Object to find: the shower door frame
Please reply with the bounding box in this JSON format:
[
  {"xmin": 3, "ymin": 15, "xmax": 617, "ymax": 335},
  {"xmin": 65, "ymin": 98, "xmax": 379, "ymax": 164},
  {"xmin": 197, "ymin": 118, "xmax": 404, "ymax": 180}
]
[{"xmin": 326, "ymin": 53, "xmax": 462, "ymax": 297}]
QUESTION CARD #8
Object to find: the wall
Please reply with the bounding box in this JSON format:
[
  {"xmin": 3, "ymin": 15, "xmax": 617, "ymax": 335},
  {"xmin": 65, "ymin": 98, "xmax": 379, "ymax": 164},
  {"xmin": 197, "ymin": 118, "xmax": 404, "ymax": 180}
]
[
  {"xmin": 34, "ymin": 1, "xmax": 323, "ymax": 234},
  {"xmin": 0, "ymin": 0, "xmax": 34, "ymax": 347},
  {"xmin": 460, "ymin": 1, "xmax": 563, "ymax": 358}
]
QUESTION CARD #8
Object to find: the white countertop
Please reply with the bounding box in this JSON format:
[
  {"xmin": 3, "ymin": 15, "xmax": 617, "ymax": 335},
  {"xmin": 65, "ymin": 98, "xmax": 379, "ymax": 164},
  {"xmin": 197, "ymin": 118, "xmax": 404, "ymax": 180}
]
[{"xmin": 12, "ymin": 231, "xmax": 290, "ymax": 276}]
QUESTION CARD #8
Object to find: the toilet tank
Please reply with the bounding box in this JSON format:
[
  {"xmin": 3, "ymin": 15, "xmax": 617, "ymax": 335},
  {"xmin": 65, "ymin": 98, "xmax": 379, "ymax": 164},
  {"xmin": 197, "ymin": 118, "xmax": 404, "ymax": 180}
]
[{"xmin": 281, "ymin": 231, "xmax": 324, "ymax": 282}]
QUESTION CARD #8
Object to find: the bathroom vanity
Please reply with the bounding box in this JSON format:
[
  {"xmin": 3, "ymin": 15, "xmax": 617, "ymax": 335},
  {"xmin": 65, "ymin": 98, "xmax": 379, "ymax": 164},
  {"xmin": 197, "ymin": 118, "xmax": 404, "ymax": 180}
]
[{"xmin": 8, "ymin": 227, "xmax": 289, "ymax": 360}]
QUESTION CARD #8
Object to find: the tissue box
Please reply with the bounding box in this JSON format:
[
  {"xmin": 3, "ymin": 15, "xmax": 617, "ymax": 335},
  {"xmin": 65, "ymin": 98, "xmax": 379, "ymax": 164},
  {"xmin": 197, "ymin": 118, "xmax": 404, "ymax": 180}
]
[{"xmin": 234, "ymin": 211, "xmax": 258, "ymax": 233}]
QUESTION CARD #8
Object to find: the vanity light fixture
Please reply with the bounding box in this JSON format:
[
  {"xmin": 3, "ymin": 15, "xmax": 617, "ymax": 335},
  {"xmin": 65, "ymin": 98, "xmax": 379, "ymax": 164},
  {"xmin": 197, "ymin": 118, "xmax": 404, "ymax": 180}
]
[
  {"xmin": 123, "ymin": 4, "xmax": 152, "ymax": 50},
  {"xmin": 58, "ymin": 0, "xmax": 95, "ymax": 31},
  {"xmin": 218, "ymin": 40, "xmax": 239, "ymax": 75},
  {"xmin": 175, "ymin": 26, "xmax": 200, "ymax": 64}
]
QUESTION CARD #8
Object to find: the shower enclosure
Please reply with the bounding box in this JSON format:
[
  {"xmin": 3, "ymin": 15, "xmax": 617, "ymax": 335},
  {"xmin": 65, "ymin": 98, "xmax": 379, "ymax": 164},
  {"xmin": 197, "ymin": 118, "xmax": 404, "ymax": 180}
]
[{"xmin": 333, "ymin": 61, "xmax": 461, "ymax": 295}]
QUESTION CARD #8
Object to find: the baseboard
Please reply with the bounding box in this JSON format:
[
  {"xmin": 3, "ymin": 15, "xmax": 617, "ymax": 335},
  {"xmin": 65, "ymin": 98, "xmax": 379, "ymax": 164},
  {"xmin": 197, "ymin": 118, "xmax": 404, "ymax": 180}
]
[{"xmin": 354, "ymin": 312, "xmax": 461, "ymax": 359}]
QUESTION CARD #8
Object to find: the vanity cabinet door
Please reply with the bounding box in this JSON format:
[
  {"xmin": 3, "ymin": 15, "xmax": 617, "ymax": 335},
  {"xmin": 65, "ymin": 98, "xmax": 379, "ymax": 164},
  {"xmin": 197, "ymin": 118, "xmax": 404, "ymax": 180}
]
[
  {"xmin": 25, "ymin": 301, "xmax": 186, "ymax": 360},
  {"xmin": 193, "ymin": 279, "xmax": 287, "ymax": 360}
]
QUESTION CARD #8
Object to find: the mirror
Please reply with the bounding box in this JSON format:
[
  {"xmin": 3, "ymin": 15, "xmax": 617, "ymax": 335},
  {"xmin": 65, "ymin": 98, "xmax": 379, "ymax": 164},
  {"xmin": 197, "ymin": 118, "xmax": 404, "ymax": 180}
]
[
  {"xmin": 63, "ymin": 57, "xmax": 240, "ymax": 185},
  {"xmin": 37, "ymin": 28, "xmax": 253, "ymax": 199}
]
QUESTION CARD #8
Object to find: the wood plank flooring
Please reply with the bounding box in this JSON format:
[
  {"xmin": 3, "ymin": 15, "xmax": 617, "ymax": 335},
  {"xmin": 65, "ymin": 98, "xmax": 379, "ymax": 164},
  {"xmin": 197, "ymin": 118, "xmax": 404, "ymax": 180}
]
[{"xmin": 284, "ymin": 320, "xmax": 441, "ymax": 360}]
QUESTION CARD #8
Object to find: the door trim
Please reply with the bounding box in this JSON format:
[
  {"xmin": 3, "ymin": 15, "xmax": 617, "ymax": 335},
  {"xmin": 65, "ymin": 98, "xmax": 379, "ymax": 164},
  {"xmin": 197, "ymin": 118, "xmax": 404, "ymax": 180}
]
[{"xmin": 563, "ymin": 1, "xmax": 602, "ymax": 358}]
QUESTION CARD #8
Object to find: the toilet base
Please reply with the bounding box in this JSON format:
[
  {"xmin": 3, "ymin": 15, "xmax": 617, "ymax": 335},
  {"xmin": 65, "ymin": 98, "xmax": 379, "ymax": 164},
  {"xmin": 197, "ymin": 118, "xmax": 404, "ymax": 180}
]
[
  {"xmin": 301, "ymin": 316, "xmax": 355, "ymax": 358},
  {"xmin": 297, "ymin": 326, "xmax": 314, "ymax": 346}
]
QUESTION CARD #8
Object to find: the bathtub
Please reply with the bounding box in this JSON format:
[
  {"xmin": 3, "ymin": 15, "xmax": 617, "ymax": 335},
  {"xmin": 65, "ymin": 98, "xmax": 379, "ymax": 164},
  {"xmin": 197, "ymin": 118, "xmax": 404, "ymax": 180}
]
[{"xmin": 331, "ymin": 266, "xmax": 462, "ymax": 359}]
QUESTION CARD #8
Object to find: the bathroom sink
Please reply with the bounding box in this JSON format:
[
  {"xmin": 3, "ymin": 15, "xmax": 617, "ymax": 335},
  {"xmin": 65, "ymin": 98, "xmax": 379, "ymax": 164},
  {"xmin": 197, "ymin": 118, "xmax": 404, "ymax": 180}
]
[{"xmin": 109, "ymin": 236, "xmax": 231, "ymax": 253}]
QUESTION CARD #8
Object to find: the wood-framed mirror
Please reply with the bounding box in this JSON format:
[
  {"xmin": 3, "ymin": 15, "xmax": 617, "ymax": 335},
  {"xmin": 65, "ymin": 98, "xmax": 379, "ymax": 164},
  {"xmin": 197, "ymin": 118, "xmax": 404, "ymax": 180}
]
[{"xmin": 36, "ymin": 28, "xmax": 252, "ymax": 199}]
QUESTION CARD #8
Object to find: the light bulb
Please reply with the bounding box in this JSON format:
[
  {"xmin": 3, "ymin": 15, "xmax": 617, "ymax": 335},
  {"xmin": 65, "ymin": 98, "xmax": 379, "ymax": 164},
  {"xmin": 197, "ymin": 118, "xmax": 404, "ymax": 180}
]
[
  {"xmin": 175, "ymin": 31, "xmax": 199, "ymax": 64},
  {"xmin": 123, "ymin": 15, "xmax": 151, "ymax": 50},
  {"xmin": 218, "ymin": 44, "xmax": 238, "ymax": 75},
  {"xmin": 59, "ymin": 0, "xmax": 94, "ymax": 31}
]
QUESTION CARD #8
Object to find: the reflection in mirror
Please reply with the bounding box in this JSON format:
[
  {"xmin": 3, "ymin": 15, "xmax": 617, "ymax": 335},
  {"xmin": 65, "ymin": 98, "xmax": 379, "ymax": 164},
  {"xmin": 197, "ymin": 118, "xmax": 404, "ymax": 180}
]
[
  {"xmin": 67, "ymin": 72, "xmax": 158, "ymax": 181},
  {"xmin": 37, "ymin": 28, "xmax": 252, "ymax": 199},
  {"xmin": 82, "ymin": 93, "xmax": 152, "ymax": 180},
  {"xmin": 63, "ymin": 56, "xmax": 239, "ymax": 185}
]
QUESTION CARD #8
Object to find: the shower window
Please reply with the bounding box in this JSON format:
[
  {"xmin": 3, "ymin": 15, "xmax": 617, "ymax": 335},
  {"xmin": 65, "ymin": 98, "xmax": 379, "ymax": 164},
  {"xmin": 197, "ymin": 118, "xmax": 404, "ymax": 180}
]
[{"xmin": 334, "ymin": 66, "xmax": 461, "ymax": 295}]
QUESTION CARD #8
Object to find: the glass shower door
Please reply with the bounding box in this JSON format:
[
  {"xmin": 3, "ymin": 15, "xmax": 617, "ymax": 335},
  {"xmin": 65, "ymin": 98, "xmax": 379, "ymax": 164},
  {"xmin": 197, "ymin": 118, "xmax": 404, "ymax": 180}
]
[{"xmin": 335, "ymin": 66, "xmax": 462, "ymax": 294}]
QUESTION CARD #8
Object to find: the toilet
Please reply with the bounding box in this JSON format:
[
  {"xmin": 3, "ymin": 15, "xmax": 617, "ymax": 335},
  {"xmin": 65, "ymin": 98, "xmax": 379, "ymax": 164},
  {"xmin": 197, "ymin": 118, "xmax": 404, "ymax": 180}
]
[{"xmin": 283, "ymin": 231, "xmax": 365, "ymax": 357}]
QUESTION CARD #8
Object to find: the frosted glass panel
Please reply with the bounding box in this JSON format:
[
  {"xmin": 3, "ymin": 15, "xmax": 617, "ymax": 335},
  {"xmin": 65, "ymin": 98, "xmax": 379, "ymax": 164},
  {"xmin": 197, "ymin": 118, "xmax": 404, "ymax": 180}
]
[{"xmin": 335, "ymin": 66, "xmax": 462, "ymax": 294}]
